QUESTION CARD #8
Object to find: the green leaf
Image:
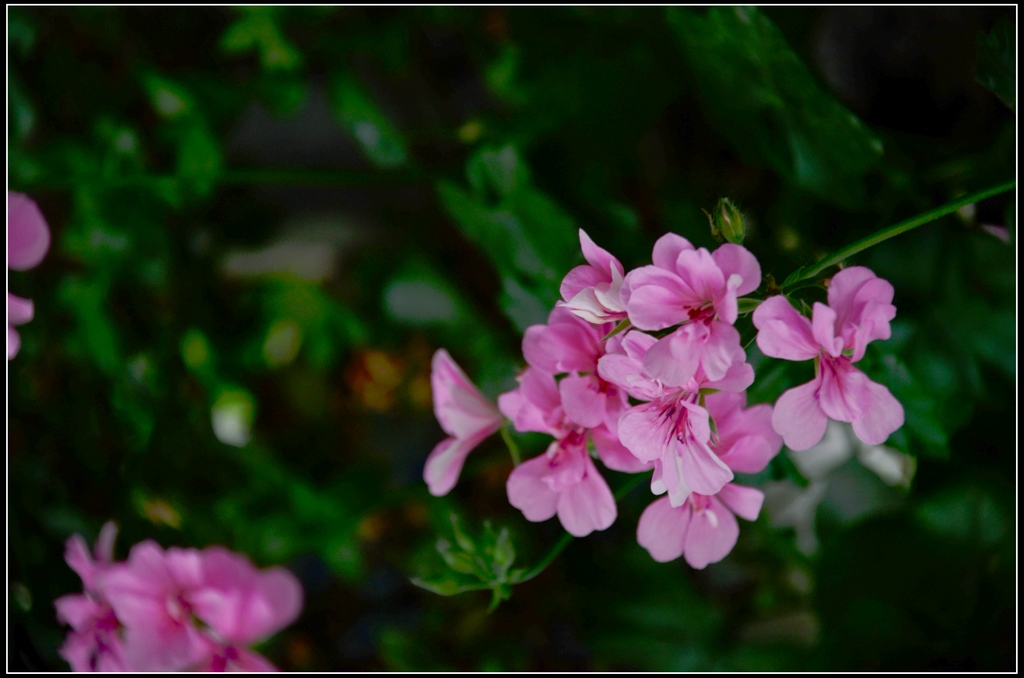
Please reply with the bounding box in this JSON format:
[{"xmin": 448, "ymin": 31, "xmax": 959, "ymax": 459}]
[
  {"xmin": 330, "ymin": 73, "xmax": 408, "ymax": 168},
  {"xmin": 176, "ymin": 121, "xmax": 223, "ymax": 196},
  {"xmin": 221, "ymin": 7, "xmax": 302, "ymax": 72},
  {"xmin": 412, "ymin": 514, "xmax": 520, "ymax": 609},
  {"xmin": 667, "ymin": 6, "xmax": 883, "ymax": 206},
  {"xmin": 977, "ymin": 17, "xmax": 1014, "ymax": 110}
]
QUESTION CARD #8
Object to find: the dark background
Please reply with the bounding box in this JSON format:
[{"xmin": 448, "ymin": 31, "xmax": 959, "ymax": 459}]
[{"xmin": 8, "ymin": 7, "xmax": 1016, "ymax": 671}]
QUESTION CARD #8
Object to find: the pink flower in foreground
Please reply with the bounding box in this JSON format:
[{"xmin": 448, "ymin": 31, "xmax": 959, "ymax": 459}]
[
  {"xmin": 637, "ymin": 484, "xmax": 764, "ymax": 569},
  {"xmin": 100, "ymin": 541, "xmax": 303, "ymax": 671},
  {"xmin": 425, "ymin": 349, "xmax": 504, "ymax": 496},
  {"xmin": 619, "ymin": 233, "xmax": 760, "ymax": 386},
  {"xmin": 559, "ymin": 229, "xmax": 627, "ymax": 324},
  {"xmin": 54, "ymin": 523, "xmax": 127, "ymax": 672},
  {"xmin": 753, "ymin": 266, "xmax": 904, "ymax": 451},
  {"xmin": 8, "ymin": 192, "xmax": 51, "ymax": 359}
]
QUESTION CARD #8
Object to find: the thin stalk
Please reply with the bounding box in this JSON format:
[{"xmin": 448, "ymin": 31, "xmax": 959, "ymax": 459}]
[
  {"xmin": 500, "ymin": 426, "xmax": 522, "ymax": 467},
  {"xmin": 782, "ymin": 180, "xmax": 1015, "ymax": 289},
  {"xmin": 515, "ymin": 473, "xmax": 649, "ymax": 584}
]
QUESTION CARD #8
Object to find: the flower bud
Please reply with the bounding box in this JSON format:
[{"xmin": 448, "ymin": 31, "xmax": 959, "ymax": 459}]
[{"xmin": 712, "ymin": 198, "xmax": 746, "ymax": 244}]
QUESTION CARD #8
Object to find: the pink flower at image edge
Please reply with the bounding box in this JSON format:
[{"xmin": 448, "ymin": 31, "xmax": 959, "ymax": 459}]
[{"xmin": 8, "ymin": 191, "xmax": 51, "ymax": 359}]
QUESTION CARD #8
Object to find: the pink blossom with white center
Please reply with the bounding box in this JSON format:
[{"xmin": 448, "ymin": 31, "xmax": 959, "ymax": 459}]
[
  {"xmin": 54, "ymin": 522, "xmax": 127, "ymax": 672},
  {"xmin": 598, "ymin": 329, "xmax": 754, "ymax": 505},
  {"xmin": 752, "ymin": 266, "xmax": 904, "ymax": 451},
  {"xmin": 8, "ymin": 192, "xmax": 51, "ymax": 359},
  {"xmin": 559, "ymin": 229, "xmax": 627, "ymax": 324},
  {"xmin": 425, "ymin": 349, "xmax": 505, "ymax": 496},
  {"xmin": 637, "ymin": 483, "xmax": 764, "ymax": 569},
  {"xmin": 619, "ymin": 233, "xmax": 760, "ymax": 386}
]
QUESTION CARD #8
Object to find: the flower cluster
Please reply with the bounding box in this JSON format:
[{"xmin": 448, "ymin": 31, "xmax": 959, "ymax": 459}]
[
  {"xmin": 427, "ymin": 226, "xmax": 904, "ymax": 570},
  {"xmin": 54, "ymin": 523, "xmax": 303, "ymax": 672}
]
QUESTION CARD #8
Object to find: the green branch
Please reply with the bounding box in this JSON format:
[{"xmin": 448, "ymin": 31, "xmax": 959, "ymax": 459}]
[
  {"xmin": 500, "ymin": 425, "xmax": 522, "ymax": 467},
  {"xmin": 782, "ymin": 180, "xmax": 1016, "ymax": 289}
]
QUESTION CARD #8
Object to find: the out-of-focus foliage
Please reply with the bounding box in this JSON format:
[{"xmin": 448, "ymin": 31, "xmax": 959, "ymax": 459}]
[{"xmin": 8, "ymin": 6, "xmax": 1015, "ymax": 671}]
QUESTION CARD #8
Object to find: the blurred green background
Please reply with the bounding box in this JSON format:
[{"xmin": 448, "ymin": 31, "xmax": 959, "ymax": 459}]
[{"xmin": 8, "ymin": 7, "xmax": 1015, "ymax": 671}]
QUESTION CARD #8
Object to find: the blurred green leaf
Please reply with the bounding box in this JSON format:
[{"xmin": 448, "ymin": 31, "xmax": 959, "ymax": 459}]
[
  {"xmin": 976, "ymin": 18, "xmax": 1014, "ymax": 110},
  {"xmin": 221, "ymin": 7, "xmax": 302, "ymax": 72},
  {"xmin": 330, "ymin": 73, "xmax": 408, "ymax": 168},
  {"xmin": 667, "ymin": 6, "xmax": 883, "ymax": 206}
]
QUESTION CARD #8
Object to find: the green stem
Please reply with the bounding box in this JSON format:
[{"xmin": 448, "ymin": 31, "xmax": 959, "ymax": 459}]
[
  {"xmin": 500, "ymin": 426, "xmax": 522, "ymax": 467},
  {"xmin": 781, "ymin": 179, "xmax": 1016, "ymax": 289},
  {"xmin": 515, "ymin": 473, "xmax": 648, "ymax": 584}
]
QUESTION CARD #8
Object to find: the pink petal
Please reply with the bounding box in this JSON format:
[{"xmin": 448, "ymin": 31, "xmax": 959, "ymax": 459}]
[
  {"xmin": 579, "ymin": 229, "xmax": 621, "ymax": 275},
  {"xmin": 811, "ymin": 302, "xmax": 842, "ymax": 357},
  {"xmin": 424, "ymin": 436, "xmax": 479, "ymax": 497},
  {"xmin": 678, "ymin": 435, "xmax": 734, "ymax": 497},
  {"xmin": 851, "ymin": 377, "xmax": 905, "ymax": 446},
  {"xmin": 8, "ymin": 192, "xmax": 51, "ymax": 271},
  {"xmin": 712, "ymin": 244, "xmax": 761, "ymax": 297},
  {"xmin": 659, "ymin": 450, "xmax": 693, "ymax": 507},
  {"xmin": 673, "ymin": 248, "xmax": 725, "ymax": 307},
  {"xmin": 8, "ymin": 293, "xmax": 34, "ymax": 325},
  {"xmin": 559, "ymin": 373, "xmax": 605, "ymax": 429},
  {"xmin": 637, "ymin": 496, "xmax": 691, "ymax": 562},
  {"xmin": 682, "ymin": 496, "xmax": 740, "ymax": 569},
  {"xmin": 621, "ymin": 266, "xmax": 690, "ymax": 330},
  {"xmin": 54, "ymin": 594, "xmax": 101, "ymax": 630},
  {"xmin": 64, "ymin": 535, "xmax": 98, "ymax": 589},
  {"xmin": 826, "ymin": 266, "xmax": 880, "ymax": 320},
  {"xmin": 651, "ymin": 232, "xmax": 695, "ymax": 271},
  {"xmin": 560, "ymin": 264, "xmax": 608, "ymax": 302},
  {"xmin": 507, "ymin": 454, "xmax": 560, "ymax": 522},
  {"xmin": 590, "ymin": 424, "xmax": 652, "ymax": 473},
  {"xmin": 431, "ymin": 349, "xmax": 502, "ymax": 439},
  {"xmin": 701, "ymin": 321, "xmax": 744, "ymax": 382},
  {"xmin": 193, "ymin": 548, "xmax": 303, "ymax": 645},
  {"xmin": 818, "ymin": 359, "xmax": 871, "ymax": 422},
  {"xmin": 642, "ymin": 324, "xmax": 705, "ymax": 388},
  {"xmin": 617, "ymin": 402, "xmax": 670, "ymax": 463},
  {"xmin": 753, "ymin": 296, "xmax": 820, "ymax": 361},
  {"xmin": 94, "ymin": 522, "xmax": 119, "ymax": 564},
  {"xmin": 556, "ymin": 456, "xmax": 616, "ymax": 537},
  {"xmin": 716, "ymin": 483, "xmax": 764, "ymax": 521},
  {"xmin": 706, "ymin": 393, "xmax": 781, "ymax": 473},
  {"xmin": 702, "ymin": 360, "xmax": 754, "ymax": 393},
  {"xmin": 8, "ymin": 325, "xmax": 21, "ymax": 360},
  {"xmin": 771, "ymin": 379, "xmax": 829, "ymax": 451}
]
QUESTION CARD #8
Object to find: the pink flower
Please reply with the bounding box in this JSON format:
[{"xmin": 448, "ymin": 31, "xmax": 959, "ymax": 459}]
[
  {"xmin": 506, "ymin": 429, "xmax": 617, "ymax": 537},
  {"xmin": 521, "ymin": 305, "xmax": 627, "ymax": 430},
  {"xmin": 54, "ymin": 523, "xmax": 127, "ymax": 672},
  {"xmin": 99, "ymin": 541, "xmax": 303, "ymax": 672},
  {"xmin": 621, "ymin": 233, "xmax": 760, "ymax": 328},
  {"xmin": 8, "ymin": 192, "xmax": 51, "ymax": 359},
  {"xmin": 598, "ymin": 330, "xmax": 753, "ymax": 504},
  {"xmin": 559, "ymin": 229, "xmax": 627, "ymax": 324},
  {"xmin": 752, "ymin": 266, "xmax": 904, "ymax": 451},
  {"xmin": 637, "ymin": 484, "xmax": 764, "ymax": 569},
  {"xmin": 619, "ymin": 233, "xmax": 760, "ymax": 385},
  {"xmin": 425, "ymin": 349, "xmax": 504, "ymax": 496},
  {"xmin": 499, "ymin": 366, "xmax": 647, "ymax": 535}
]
